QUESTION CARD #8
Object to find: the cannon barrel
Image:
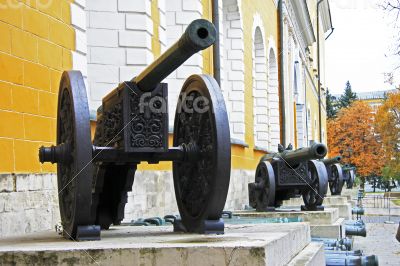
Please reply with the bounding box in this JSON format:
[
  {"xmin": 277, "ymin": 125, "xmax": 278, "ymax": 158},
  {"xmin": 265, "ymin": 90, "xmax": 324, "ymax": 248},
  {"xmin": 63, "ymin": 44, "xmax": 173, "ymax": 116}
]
[
  {"xmin": 132, "ymin": 19, "xmax": 216, "ymax": 91},
  {"xmin": 322, "ymin": 156, "xmax": 342, "ymax": 165},
  {"xmin": 312, "ymin": 237, "xmax": 353, "ymax": 250},
  {"xmin": 325, "ymin": 250, "xmax": 363, "ymax": 256},
  {"xmin": 352, "ymin": 207, "xmax": 365, "ymax": 215},
  {"xmin": 325, "ymin": 255, "xmax": 379, "ymax": 266},
  {"xmin": 345, "ymin": 225, "xmax": 367, "ymax": 237},
  {"xmin": 262, "ymin": 143, "xmax": 327, "ymax": 166}
]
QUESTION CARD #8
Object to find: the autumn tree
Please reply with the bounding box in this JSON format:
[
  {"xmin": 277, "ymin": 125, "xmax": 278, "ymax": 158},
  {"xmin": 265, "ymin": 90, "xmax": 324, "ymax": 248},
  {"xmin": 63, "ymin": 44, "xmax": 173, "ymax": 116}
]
[
  {"xmin": 328, "ymin": 101, "xmax": 385, "ymax": 185},
  {"xmin": 375, "ymin": 91, "xmax": 400, "ymax": 181}
]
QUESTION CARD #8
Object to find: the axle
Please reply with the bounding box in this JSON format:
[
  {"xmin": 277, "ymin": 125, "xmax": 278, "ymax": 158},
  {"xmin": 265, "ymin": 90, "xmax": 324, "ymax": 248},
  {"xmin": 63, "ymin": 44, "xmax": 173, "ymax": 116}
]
[{"xmin": 39, "ymin": 144, "xmax": 201, "ymax": 164}]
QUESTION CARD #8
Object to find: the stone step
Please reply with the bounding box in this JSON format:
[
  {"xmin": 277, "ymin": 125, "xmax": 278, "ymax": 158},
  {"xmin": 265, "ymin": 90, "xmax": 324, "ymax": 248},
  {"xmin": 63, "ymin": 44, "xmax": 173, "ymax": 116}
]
[
  {"xmin": 234, "ymin": 208, "xmax": 340, "ymax": 225},
  {"xmin": 310, "ymin": 218, "xmax": 345, "ymax": 239},
  {"xmin": 323, "ymin": 196, "xmax": 348, "ymax": 205},
  {"xmin": 287, "ymin": 242, "xmax": 326, "ymax": 266},
  {"xmin": 282, "ymin": 196, "xmax": 349, "ymax": 207},
  {"xmin": 326, "ymin": 203, "xmax": 352, "ymax": 219},
  {"xmin": 0, "ymin": 223, "xmax": 312, "ymax": 266}
]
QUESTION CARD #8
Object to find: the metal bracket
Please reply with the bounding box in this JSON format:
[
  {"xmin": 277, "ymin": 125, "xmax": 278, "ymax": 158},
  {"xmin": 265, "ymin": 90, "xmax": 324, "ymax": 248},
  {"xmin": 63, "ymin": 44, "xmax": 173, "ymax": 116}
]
[
  {"xmin": 173, "ymin": 218, "xmax": 225, "ymax": 235},
  {"xmin": 301, "ymin": 205, "xmax": 324, "ymax": 211},
  {"xmin": 75, "ymin": 225, "xmax": 101, "ymax": 241}
]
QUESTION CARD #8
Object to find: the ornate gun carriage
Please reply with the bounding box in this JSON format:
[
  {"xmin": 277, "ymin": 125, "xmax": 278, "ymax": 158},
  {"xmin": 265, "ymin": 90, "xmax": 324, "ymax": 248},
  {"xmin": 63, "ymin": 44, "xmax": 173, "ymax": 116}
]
[
  {"xmin": 321, "ymin": 156, "xmax": 344, "ymax": 195},
  {"xmin": 248, "ymin": 143, "xmax": 329, "ymax": 211},
  {"xmin": 39, "ymin": 19, "xmax": 231, "ymax": 240}
]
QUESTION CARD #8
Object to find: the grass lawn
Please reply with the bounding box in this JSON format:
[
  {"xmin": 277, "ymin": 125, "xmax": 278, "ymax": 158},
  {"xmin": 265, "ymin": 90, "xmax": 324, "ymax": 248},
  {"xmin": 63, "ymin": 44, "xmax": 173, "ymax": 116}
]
[{"xmin": 392, "ymin": 199, "xmax": 400, "ymax": 206}]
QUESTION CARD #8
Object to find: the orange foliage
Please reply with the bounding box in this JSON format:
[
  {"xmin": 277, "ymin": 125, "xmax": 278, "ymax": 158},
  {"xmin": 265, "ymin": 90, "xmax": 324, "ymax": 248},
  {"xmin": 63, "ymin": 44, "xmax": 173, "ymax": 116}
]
[
  {"xmin": 327, "ymin": 101, "xmax": 384, "ymax": 177},
  {"xmin": 374, "ymin": 91, "xmax": 400, "ymax": 178}
]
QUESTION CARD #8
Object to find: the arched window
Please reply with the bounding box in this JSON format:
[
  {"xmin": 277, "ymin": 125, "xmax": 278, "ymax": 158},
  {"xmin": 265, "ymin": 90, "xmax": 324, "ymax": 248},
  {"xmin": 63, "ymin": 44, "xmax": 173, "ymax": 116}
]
[
  {"xmin": 253, "ymin": 27, "xmax": 268, "ymax": 148},
  {"xmin": 268, "ymin": 48, "xmax": 280, "ymax": 150},
  {"xmin": 222, "ymin": 0, "xmax": 245, "ymax": 141}
]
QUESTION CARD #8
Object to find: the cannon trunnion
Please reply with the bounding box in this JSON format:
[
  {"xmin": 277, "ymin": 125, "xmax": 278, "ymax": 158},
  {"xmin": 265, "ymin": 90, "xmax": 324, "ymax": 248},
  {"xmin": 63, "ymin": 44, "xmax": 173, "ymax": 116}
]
[
  {"xmin": 39, "ymin": 19, "xmax": 231, "ymax": 240},
  {"xmin": 249, "ymin": 143, "xmax": 329, "ymax": 211}
]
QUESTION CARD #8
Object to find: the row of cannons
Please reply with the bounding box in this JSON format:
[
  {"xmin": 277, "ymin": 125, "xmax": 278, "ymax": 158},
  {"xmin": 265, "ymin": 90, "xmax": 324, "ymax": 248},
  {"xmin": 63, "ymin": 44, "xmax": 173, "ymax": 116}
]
[
  {"xmin": 248, "ymin": 143, "xmax": 356, "ymax": 212},
  {"xmin": 39, "ymin": 19, "xmax": 356, "ymax": 240}
]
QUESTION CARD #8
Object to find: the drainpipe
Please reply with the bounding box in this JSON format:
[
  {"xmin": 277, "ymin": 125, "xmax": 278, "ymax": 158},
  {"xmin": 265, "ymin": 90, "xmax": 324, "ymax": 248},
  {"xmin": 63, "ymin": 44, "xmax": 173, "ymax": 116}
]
[
  {"xmin": 212, "ymin": 0, "xmax": 221, "ymax": 85},
  {"xmin": 325, "ymin": 27, "xmax": 334, "ymax": 40},
  {"xmin": 278, "ymin": 0, "xmax": 286, "ymax": 147},
  {"xmin": 317, "ymin": 0, "xmax": 323, "ymax": 143}
]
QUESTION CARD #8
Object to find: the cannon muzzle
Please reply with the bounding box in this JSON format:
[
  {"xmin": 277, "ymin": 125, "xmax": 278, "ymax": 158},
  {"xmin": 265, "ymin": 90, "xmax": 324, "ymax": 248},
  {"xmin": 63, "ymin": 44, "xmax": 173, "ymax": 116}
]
[
  {"xmin": 133, "ymin": 19, "xmax": 216, "ymax": 91},
  {"xmin": 262, "ymin": 143, "xmax": 327, "ymax": 167},
  {"xmin": 322, "ymin": 156, "xmax": 342, "ymax": 165}
]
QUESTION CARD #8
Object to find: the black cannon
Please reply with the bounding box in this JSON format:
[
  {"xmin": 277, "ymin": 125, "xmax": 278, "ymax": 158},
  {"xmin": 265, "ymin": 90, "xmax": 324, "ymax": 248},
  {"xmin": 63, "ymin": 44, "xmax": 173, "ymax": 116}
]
[
  {"xmin": 313, "ymin": 237, "xmax": 353, "ymax": 251},
  {"xmin": 345, "ymin": 225, "xmax": 367, "ymax": 237},
  {"xmin": 322, "ymin": 156, "xmax": 344, "ymax": 195},
  {"xmin": 343, "ymin": 164, "xmax": 356, "ymax": 189},
  {"xmin": 325, "ymin": 254, "xmax": 379, "ymax": 266},
  {"xmin": 325, "ymin": 250, "xmax": 363, "ymax": 256},
  {"xmin": 345, "ymin": 219, "xmax": 366, "ymax": 237},
  {"xmin": 352, "ymin": 207, "xmax": 365, "ymax": 216},
  {"xmin": 345, "ymin": 219, "xmax": 365, "ymax": 226},
  {"xmin": 39, "ymin": 19, "xmax": 231, "ymax": 240},
  {"xmin": 249, "ymin": 143, "xmax": 328, "ymax": 211}
]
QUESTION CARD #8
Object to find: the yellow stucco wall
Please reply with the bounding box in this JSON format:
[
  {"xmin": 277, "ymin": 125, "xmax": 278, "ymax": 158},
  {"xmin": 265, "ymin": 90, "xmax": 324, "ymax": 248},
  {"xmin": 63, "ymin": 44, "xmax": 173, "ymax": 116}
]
[
  {"xmin": 1, "ymin": 0, "xmax": 326, "ymax": 174},
  {"xmin": 0, "ymin": 0, "xmax": 74, "ymax": 173},
  {"xmin": 237, "ymin": 0, "xmax": 279, "ymax": 169}
]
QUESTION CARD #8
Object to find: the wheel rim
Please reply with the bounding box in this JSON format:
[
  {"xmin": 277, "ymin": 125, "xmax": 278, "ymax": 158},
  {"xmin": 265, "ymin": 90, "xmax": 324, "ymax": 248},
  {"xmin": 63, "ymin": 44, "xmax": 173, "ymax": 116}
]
[
  {"xmin": 255, "ymin": 161, "xmax": 276, "ymax": 207},
  {"xmin": 173, "ymin": 75, "xmax": 230, "ymax": 231},
  {"xmin": 330, "ymin": 164, "xmax": 344, "ymax": 195},
  {"xmin": 57, "ymin": 71, "xmax": 93, "ymax": 238},
  {"xmin": 303, "ymin": 160, "xmax": 328, "ymax": 207}
]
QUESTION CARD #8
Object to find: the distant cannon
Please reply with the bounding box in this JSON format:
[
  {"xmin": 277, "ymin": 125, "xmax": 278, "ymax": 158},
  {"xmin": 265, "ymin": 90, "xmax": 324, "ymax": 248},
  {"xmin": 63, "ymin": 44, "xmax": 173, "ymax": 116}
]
[
  {"xmin": 249, "ymin": 143, "xmax": 328, "ymax": 211},
  {"xmin": 39, "ymin": 19, "xmax": 231, "ymax": 240},
  {"xmin": 343, "ymin": 164, "xmax": 356, "ymax": 189},
  {"xmin": 321, "ymin": 156, "xmax": 344, "ymax": 195}
]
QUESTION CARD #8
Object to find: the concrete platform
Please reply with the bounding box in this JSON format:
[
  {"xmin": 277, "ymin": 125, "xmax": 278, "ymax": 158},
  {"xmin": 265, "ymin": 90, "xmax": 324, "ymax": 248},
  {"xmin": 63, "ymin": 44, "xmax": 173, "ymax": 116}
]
[
  {"xmin": 287, "ymin": 242, "xmax": 325, "ymax": 266},
  {"xmin": 0, "ymin": 223, "xmax": 321, "ymax": 266},
  {"xmin": 235, "ymin": 208, "xmax": 340, "ymax": 225},
  {"xmin": 234, "ymin": 209, "xmax": 343, "ymax": 239},
  {"xmin": 282, "ymin": 196, "xmax": 351, "ymax": 220}
]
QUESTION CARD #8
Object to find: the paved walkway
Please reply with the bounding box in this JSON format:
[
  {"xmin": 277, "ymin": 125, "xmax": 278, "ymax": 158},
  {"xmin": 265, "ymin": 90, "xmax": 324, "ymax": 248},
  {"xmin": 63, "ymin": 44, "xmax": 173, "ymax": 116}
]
[{"xmin": 353, "ymin": 222, "xmax": 400, "ymax": 265}]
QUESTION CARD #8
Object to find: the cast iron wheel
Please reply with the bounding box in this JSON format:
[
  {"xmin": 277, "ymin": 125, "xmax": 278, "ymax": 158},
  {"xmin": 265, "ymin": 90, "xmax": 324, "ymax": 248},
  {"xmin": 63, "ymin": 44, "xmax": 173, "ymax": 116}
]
[
  {"xmin": 302, "ymin": 160, "xmax": 328, "ymax": 208},
  {"xmin": 173, "ymin": 74, "xmax": 231, "ymax": 232},
  {"xmin": 347, "ymin": 169, "xmax": 355, "ymax": 189},
  {"xmin": 329, "ymin": 164, "xmax": 344, "ymax": 195},
  {"xmin": 250, "ymin": 161, "xmax": 276, "ymax": 210},
  {"xmin": 56, "ymin": 71, "xmax": 94, "ymax": 239}
]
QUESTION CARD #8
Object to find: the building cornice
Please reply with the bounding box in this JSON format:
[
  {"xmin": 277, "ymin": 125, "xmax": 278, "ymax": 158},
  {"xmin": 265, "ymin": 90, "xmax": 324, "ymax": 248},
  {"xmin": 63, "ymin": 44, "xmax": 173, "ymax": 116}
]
[
  {"xmin": 290, "ymin": 0, "xmax": 316, "ymax": 46},
  {"xmin": 320, "ymin": 0, "xmax": 333, "ymax": 33}
]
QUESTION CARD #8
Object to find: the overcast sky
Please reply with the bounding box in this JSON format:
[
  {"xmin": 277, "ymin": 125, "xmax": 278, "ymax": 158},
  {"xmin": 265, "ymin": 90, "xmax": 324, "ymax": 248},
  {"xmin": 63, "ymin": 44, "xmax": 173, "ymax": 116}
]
[{"xmin": 325, "ymin": 0, "xmax": 400, "ymax": 94}]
